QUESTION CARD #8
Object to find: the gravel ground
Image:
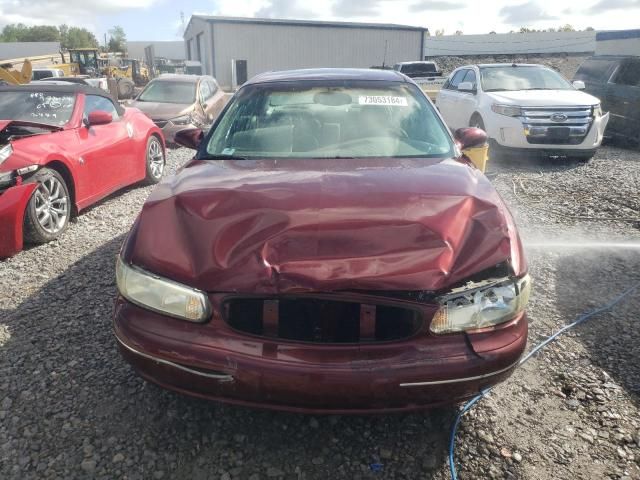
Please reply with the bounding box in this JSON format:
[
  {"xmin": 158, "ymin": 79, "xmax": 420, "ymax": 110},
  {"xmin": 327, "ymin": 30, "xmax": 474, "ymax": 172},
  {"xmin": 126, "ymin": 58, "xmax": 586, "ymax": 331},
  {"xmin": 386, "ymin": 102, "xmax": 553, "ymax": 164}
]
[{"xmin": 1, "ymin": 145, "xmax": 639, "ymax": 480}]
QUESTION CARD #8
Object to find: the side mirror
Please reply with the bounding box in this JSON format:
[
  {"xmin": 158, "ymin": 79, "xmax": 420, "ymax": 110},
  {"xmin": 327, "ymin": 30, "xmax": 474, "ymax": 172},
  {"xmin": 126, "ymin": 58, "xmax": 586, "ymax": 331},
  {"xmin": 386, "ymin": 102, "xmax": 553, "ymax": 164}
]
[
  {"xmin": 458, "ymin": 81, "xmax": 476, "ymax": 93},
  {"xmin": 174, "ymin": 128, "xmax": 204, "ymax": 150},
  {"xmin": 85, "ymin": 110, "xmax": 113, "ymax": 127},
  {"xmin": 455, "ymin": 128, "xmax": 489, "ymax": 172},
  {"xmin": 454, "ymin": 127, "xmax": 488, "ymax": 150},
  {"xmin": 572, "ymin": 80, "xmax": 586, "ymax": 90}
]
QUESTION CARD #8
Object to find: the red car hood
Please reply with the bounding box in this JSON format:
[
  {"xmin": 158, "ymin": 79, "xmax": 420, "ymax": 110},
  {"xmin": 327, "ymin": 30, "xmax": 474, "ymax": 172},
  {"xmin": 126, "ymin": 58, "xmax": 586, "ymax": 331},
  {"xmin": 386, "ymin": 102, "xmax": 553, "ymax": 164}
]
[{"xmin": 126, "ymin": 157, "xmax": 526, "ymax": 293}]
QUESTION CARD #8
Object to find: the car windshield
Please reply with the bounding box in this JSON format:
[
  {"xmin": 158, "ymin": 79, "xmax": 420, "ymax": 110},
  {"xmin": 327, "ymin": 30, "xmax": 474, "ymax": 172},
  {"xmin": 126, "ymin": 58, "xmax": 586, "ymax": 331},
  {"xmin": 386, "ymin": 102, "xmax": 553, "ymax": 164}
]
[
  {"xmin": 480, "ymin": 66, "xmax": 572, "ymax": 92},
  {"xmin": 0, "ymin": 91, "xmax": 76, "ymax": 126},
  {"xmin": 205, "ymin": 81, "xmax": 454, "ymax": 159},
  {"xmin": 399, "ymin": 63, "xmax": 437, "ymax": 77},
  {"xmin": 137, "ymin": 81, "xmax": 196, "ymax": 104}
]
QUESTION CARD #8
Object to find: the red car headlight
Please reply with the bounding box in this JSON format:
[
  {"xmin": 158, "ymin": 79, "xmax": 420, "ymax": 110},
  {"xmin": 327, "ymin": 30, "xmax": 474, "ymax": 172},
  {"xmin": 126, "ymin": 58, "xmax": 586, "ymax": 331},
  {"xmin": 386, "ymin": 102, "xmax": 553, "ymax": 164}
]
[
  {"xmin": 116, "ymin": 256, "xmax": 212, "ymax": 323},
  {"xmin": 0, "ymin": 144, "xmax": 13, "ymax": 166},
  {"xmin": 430, "ymin": 275, "xmax": 531, "ymax": 334}
]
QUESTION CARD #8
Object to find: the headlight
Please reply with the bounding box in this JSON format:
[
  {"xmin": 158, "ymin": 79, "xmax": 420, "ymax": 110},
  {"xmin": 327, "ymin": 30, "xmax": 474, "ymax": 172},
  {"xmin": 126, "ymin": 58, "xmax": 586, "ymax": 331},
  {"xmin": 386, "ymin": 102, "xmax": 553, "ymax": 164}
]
[
  {"xmin": 0, "ymin": 144, "xmax": 13, "ymax": 166},
  {"xmin": 430, "ymin": 275, "xmax": 531, "ymax": 334},
  {"xmin": 171, "ymin": 114, "xmax": 193, "ymax": 126},
  {"xmin": 116, "ymin": 256, "xmax": 211, "ymax": 322},
  {"xmin": 593, "ymin": 104, "xmax": 602, "ymax": 117},
  {"xmin": 491, "ymin": 104, "xmax": 523, "ymax": 117}
]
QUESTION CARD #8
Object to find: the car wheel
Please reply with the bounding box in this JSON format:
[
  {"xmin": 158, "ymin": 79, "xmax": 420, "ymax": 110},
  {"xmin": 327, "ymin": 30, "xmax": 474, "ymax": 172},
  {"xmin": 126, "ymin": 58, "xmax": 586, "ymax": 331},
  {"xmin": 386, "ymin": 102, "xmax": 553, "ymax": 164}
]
[
  {"xmin": 23, "ymin": 168, "xmax": 71, "ymax": 245},
  {"xmin": 470, "ymin": 114, "xmax": 485, "ymax": 131},
  {"xmin": 117, "ymin": 79, "xmax": 135, "ymax": 99},
  {"xmin": 144, "ymin": 136, "xmax": 165, "ymax": 185}
]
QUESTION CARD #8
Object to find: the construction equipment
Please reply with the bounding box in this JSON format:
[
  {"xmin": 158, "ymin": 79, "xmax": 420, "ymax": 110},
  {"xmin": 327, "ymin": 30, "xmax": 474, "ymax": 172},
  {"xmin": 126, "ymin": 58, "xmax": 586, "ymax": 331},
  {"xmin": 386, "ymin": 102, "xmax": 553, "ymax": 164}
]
[
  {"xmin": 102, "ymin": 58, "xmax": 149, "ymax": 99},
  {"xmin": 0, "ymin": 59, "xmax": 33, "ymax": 85}
]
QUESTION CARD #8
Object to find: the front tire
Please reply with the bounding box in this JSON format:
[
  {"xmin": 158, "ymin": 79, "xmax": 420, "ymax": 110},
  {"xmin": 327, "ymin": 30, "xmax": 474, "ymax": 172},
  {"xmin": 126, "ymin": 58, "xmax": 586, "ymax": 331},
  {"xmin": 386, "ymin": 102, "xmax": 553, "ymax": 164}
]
[
  {"xmin": 144, "ymin": 136, "xmax": 165, "ymax": 185},
  {"xmin": 23, "ymin": 168, "xmax": 71, "ymax": 245},
  {"xmin": 469, "ymin": 114, "xmax": 485, "ymax": 131}
]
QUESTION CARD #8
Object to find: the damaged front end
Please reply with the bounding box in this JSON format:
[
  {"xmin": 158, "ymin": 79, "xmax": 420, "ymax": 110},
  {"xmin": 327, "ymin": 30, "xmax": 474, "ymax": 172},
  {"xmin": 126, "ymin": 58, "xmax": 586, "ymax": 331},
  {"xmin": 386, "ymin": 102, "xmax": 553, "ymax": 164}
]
[{"xmin": 0, "ymin": 140, "xmax": 39, "ymax": 258}]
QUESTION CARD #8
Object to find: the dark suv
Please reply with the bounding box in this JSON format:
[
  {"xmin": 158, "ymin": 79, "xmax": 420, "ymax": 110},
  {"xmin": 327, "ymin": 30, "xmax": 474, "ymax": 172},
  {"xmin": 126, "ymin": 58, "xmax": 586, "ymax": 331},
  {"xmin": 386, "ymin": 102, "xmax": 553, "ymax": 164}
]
[{"xmin": 574, "ymin": 56, "xmax": 640, "ymax": 145}]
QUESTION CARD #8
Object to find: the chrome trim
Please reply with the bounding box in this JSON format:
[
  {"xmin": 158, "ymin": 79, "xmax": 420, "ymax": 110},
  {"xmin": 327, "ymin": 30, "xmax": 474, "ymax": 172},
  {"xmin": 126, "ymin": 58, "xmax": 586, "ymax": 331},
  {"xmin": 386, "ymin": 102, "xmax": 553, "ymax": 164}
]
[
  {"xmin": 115, "ymin": 335, "xmax": 234, "ymax": 382},
  {"xmin": 399, "ymin": 359, "xmax": 519, "ymax": 387}
]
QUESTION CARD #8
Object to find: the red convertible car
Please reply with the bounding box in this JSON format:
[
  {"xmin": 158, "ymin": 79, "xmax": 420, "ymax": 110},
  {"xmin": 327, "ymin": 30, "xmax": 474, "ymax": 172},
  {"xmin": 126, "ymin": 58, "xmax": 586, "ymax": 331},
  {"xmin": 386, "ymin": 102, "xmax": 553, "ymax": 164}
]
[
  {"xmin": 0, "ymin": 84, "xmax": 165, "ymax": 258},
  {"xmin": 114, "ymin": 69, "xmax": 530, "ymax": 413}
]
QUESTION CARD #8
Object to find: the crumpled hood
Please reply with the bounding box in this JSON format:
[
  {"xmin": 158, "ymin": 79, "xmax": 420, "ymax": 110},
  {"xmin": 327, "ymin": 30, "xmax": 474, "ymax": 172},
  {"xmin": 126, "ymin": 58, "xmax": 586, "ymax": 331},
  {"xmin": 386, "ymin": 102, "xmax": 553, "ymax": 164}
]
[
  {"xmin": 487, "ymin": 89, "xmax": 600, "ymax": 107},
  {"xmin": 126, "ymin": 158, "xmax": 526, "ymax": 293}
]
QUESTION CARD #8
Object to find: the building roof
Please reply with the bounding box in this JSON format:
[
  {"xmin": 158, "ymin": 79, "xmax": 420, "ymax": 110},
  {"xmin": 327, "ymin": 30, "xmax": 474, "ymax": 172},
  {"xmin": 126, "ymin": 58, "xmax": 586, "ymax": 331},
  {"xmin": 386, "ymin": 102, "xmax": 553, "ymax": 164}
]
[
  {"xmin": 190, "ymin": 15, "xmax": 426, "ymax": 32},
  {"xmin": 245, "ymin": 68, "xmax": 407, "ymax": 85}
]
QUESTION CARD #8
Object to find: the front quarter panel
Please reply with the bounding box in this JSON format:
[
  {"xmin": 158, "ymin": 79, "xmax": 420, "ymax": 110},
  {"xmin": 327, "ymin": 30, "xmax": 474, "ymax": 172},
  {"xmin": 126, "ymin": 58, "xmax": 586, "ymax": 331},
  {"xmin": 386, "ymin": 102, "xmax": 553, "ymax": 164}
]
[{"xmin": 0, "ymin": 182, "xmax": 37, "ymax": 258}]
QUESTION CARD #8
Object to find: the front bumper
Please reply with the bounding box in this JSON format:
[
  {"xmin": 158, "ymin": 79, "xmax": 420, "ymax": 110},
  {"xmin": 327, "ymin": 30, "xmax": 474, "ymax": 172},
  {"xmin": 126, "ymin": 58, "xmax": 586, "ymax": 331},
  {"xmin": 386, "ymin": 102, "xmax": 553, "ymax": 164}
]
[
  {"xmin": 114, "ymin": 297, "xmax": 528, "ymax": 413},
  {"xmin": 0, "ymin": 182, "xmax": 37, "ymax": 259},
  {"xmin": 486, "ymin": 111, "xmax": 609, "ymax": 151}
]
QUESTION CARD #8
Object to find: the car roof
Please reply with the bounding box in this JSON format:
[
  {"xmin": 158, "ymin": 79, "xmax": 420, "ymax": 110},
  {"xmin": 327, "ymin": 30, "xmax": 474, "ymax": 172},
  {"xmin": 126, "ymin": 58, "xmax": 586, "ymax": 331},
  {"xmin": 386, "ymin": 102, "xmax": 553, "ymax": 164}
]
[
  {"xmin": 0, "ymin": 82, "xmax": 113, "ymax": 99},
  {"xmin": 395, "ymin": 61, "xmax": 436, "ymax": 65},
  {"xmin": 245, "ymin": 68, "xmax": 407, "ymax": 85},
  {"xmin": 473, "ymin": 63, "xmax": 549, "ymax": 68}
]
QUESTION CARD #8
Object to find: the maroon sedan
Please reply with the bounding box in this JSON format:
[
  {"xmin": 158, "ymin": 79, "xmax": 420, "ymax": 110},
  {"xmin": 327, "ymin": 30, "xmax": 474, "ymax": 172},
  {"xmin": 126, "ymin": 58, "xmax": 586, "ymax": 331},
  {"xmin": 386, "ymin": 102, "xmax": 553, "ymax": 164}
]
[{"xmin": 114, "ymin": 68, "xmax": 530, "ymax": 413}]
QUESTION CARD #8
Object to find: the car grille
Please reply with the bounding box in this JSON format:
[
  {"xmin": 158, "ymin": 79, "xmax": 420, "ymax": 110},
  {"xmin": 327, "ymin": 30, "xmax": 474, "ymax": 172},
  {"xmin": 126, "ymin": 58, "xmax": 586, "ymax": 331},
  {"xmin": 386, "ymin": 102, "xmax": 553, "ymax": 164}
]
[
  {"xmin": 153, "ymin": 120, "xmax": 168, "ymax": 128},
  {"xmin": 521, "ymin": 106, "xmax": 594, "ymax": 145},
  {"xmin": 223, "ymin": 296, "xmax": 424, "ymax": 344}
]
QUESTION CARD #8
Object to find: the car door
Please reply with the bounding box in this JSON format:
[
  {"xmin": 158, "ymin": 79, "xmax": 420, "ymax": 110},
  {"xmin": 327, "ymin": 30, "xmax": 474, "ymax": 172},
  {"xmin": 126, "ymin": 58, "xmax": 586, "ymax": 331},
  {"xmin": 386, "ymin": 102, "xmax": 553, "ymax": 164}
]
[
  {"xmin": 436, "ymin": 69, "xmax": 469, "ymax": 130},
  {"xmin": 456, "ymin": 69, "xmax": 479, "ymax": 127},
  {"xmin": 76, "ymin": 94, "xmax": 133, "ymax": 199},
  {"xmin": 204, "ymin": 79, "xmax": 228, "ymax": 124},
  {"xmin": 606, "ymin": 58, "xmax": 640, "ymax": 142}
]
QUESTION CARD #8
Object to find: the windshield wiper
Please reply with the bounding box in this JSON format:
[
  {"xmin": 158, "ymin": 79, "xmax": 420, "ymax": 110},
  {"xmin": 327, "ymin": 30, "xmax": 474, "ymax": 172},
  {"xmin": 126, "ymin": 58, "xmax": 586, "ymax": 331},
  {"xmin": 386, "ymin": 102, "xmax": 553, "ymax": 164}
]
[{"xmin": 200, "ymin": 154, "xmax": 250, "ymax": 160}]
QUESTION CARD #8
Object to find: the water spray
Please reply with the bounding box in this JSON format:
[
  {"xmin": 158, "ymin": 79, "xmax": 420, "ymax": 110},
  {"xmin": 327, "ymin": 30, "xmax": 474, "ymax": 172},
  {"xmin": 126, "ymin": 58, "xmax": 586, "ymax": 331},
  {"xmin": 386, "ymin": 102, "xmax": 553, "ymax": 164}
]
[{"xmin": 527, "ymin": 241, "xmax": 640, "ymax": 250}]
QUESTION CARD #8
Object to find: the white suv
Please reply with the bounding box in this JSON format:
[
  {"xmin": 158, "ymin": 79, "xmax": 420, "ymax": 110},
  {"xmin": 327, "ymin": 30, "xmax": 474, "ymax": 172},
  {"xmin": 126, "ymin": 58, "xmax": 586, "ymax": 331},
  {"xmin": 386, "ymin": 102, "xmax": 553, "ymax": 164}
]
[{"xmin": 435, "ymin": 63, "xmax": 610, "ymax": 160}]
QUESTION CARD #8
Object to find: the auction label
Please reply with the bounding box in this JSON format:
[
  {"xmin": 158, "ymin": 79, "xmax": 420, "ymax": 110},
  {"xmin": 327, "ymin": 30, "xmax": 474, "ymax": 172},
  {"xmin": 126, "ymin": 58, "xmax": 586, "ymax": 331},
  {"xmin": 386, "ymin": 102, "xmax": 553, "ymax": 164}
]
[{"xmin": 358, "ymin": 96, "xmax": 408, "ymax": 106}]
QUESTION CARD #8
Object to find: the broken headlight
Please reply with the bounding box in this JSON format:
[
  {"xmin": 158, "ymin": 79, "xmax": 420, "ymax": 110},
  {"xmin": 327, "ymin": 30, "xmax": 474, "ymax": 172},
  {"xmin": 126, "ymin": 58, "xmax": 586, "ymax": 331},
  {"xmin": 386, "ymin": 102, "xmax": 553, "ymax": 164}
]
[
  {"xmin": 430, "ymin": 275, "xmax": 531, "ymax": 335},
  {"xmin": 171, "ymin": 114, "xmax": 193, "ymax": 126},
  {"xmin": 0, "ymin": 144, "xmax": 13, "ymax": 166},
  {"xmin": 116, "ymin": 256, "xmax": 211, "ymax": 323}
]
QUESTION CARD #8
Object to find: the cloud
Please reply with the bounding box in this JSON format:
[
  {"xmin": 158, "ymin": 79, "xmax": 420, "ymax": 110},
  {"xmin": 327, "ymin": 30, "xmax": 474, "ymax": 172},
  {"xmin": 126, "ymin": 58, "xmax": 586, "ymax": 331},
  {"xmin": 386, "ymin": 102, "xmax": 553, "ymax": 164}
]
[
  {"xmin": 331, "ymin": 0, "xmax": 383, "ymax": 17},
  {"xmin": 255, "ymin": 0, "xmax": 315, "ymax": 19},
  {"xmin": 410, "ymin": 0, "xmax": 465, "ymax": 12},
  {"xmin": 588, "ymin": 0, "xmax": 640, "ymax": 12},
  {"xmin": 499, "ymin": 1, "xmax": 555, "ymax": 25},
  {"xmin": 0, "ymin": 0, "xmax": 158, "ymax": 29}
]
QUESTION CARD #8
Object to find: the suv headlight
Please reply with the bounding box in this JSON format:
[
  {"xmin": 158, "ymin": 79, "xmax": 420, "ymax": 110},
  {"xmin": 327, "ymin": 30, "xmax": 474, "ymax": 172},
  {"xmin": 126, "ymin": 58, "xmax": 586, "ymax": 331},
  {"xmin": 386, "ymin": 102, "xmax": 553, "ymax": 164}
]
[
  {"xmin": 0, "ymin": 144, "xmax": 13, "ymax": 166},
  {"xmin": 430, "ymin": 275, "xmax": 531, "ymax": 334},
  {"xmin": 491, "ymin": 104, "xmax": 523, "ymax": 117},
  {"xmin": 116, "ymin": 256, "xmax": 211, "ymax": 322},
  {"xmin": 171, "ymin": 114, "xmax": 193, "ymax": 126}
]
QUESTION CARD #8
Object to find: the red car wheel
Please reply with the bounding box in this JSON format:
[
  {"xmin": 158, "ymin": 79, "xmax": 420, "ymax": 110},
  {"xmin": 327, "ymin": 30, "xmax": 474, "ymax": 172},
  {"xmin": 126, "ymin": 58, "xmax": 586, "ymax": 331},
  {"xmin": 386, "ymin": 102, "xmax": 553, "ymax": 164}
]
[{"xmin": 23, "ymin": 168, "xmax": 71, "ymax": 245}]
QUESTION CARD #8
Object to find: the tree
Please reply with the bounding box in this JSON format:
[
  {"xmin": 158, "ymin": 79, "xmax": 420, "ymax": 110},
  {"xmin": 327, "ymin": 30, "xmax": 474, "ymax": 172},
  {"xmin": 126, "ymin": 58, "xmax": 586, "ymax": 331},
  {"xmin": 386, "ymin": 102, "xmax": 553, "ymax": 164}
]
[
  {"xmin": 0, "ymin": 23, "xmax": 97, "ymax": 48},
  {"xmin": 0, "ymin": 23, "xmax": 60, "ymax": 42},
  {"xmin": 435, "ymin": 29, "xmax": 445, "ymax": 36},
  {"xmin": 108, "ymin": 25, "xmax": 126, "ymax": 53},
  {"xmin": 60, "ymin": 25, "xmax": 99, "ymax": 49},
  {"xmin": 454, "ymin": 30, "xmax": 463, "ymax": 35}
]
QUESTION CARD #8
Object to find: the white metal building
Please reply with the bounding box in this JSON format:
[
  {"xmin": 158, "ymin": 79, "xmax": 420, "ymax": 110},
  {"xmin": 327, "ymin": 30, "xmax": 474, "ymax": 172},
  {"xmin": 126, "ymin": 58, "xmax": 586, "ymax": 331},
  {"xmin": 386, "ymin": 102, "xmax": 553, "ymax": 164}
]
[
  {"xmin": 595, "ymin": 29, "xmax": 640, "ymax": 56},
  {"xmin": 183, "ymin": 16, "xmax": 427, "ymax": 90},
  {"xmin": 126, "ymin": 41, "xmax": 185, "ymax": 61},
  {"xmin": 424, "ymin": 31, "xmax": 596, "ymax": 57}
]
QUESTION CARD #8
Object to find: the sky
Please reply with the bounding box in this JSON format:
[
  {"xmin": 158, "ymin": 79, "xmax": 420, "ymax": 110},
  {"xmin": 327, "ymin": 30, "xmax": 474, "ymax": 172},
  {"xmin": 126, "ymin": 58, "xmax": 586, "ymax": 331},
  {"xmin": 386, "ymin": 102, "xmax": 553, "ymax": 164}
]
[{"xmin": 0, "ymin": 0, "xmax": 637, "ymax": 42}]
